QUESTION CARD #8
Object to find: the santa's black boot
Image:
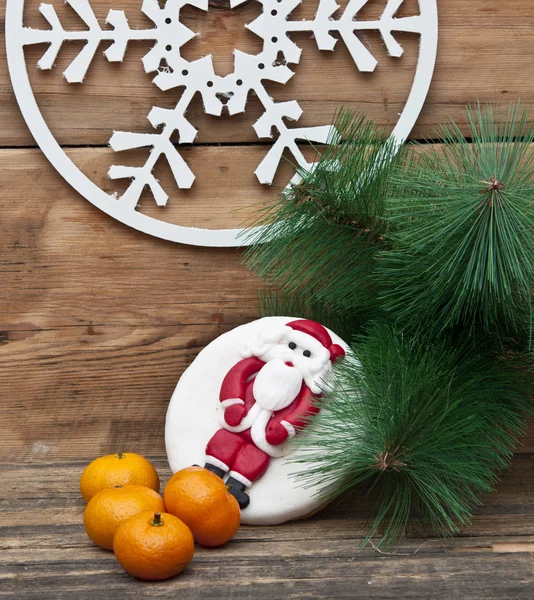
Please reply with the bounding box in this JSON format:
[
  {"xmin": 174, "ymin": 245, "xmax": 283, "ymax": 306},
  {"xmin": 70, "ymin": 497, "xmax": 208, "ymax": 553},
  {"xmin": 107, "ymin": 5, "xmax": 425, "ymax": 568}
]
[
  {"xmin": 225, "ymin": 477, "xmax": 250, "ymax": 509},
  {"xmin": 204, "ymin": 463, "xmax": 226, "ymax": 479}
]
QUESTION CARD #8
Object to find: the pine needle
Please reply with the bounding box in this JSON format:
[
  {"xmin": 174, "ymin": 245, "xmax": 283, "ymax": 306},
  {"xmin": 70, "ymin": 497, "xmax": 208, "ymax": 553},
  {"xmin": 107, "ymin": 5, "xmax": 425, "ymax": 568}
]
[
  {"xmin": 242, "ymin": 106, "xmax": 534, "ymax": 547},
  {"xmin": 293, "ymin": 324, "xmax": 532, "ymax": 548},
  {"xmin": 379, "ymin": 103, "xmax": 534, "ymax": 336},
  {"xmin": 243, "ymin": 110, "xmax": 399, "ymax": 326}
]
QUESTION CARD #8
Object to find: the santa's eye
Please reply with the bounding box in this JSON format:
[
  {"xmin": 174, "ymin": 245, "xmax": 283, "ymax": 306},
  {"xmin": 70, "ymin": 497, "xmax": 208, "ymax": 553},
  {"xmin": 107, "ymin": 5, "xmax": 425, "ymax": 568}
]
[
  {"xmin": 303, "ymin": 350, "xmax": 311, "ymax": 358},
  {"xmin": 288, "ymin": 342, "xmax": 297, "ymax": 350}
]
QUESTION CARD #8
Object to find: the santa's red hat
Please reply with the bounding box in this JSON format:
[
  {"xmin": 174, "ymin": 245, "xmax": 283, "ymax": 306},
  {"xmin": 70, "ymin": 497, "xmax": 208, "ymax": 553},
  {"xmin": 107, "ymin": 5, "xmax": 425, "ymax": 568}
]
[{"xmin": 286, "ymin": 320, "xmax": 346, "ymax": 363}]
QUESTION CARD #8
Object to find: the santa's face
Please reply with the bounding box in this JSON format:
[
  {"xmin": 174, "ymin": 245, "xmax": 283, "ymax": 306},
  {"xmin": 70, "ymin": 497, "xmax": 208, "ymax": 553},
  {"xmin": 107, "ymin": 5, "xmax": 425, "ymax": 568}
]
[{"xmin": 243, "ymin": 326, "xmax": 332, "ymax": 397}]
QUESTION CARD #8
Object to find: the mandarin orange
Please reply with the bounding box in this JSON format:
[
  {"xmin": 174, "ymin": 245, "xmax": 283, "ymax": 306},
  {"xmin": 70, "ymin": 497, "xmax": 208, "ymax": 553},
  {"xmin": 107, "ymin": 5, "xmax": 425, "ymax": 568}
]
[
  {"xmin": 84, "ymin": 485, "xmax": 165, "ymax": 550},
  {"xmin": 164, "ymin": 466, "xmax": 240, "ymax": 547},
  {"xmin": 80, "ymin": 453, "xmax": 160, "ymax": 502},
  {"xmin": 114, "ymin": 511, "xmax": 194, "ymax": 581}
]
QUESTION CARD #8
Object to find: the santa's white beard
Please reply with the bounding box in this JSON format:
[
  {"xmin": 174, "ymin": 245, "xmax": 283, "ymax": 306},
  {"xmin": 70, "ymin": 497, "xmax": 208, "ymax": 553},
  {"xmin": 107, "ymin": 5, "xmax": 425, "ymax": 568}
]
[{"xmin": 253, "ymin": 359, "xmax": 303, "ymax": 412}]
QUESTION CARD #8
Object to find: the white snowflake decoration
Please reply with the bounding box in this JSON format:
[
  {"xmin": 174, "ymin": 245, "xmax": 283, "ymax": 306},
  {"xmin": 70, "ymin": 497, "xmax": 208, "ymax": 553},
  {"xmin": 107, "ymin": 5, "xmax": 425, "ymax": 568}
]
[{"xmin": 6, "ymin": 0, "xmax": 438, "ymax": 246}]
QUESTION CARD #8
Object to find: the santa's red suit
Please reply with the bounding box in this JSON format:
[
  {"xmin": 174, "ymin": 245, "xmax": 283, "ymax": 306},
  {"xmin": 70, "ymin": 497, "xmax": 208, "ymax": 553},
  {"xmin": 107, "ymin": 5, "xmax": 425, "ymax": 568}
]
[{"xmin": 205, "ymin": 320, "xmax": 345, "ymax": 493}]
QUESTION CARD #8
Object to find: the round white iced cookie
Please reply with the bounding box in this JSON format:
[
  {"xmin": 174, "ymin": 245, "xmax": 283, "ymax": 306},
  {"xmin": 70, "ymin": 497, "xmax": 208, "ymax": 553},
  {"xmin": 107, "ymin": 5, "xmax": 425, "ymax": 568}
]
[{"xmin": 165, "ymin": 316, "xmax": 348, "ymax": 525}]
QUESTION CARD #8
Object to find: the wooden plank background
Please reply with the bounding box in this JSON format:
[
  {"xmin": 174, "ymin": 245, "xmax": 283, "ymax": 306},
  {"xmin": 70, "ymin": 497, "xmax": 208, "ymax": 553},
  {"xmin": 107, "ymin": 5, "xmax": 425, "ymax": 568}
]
[
  {"xmin": 1, "ymin": 1, "xmax": 534, "ymax": 459},
  {"xmin": 2, "ymin": 1, "xmax": 534, "ymax": 597},
  {"xmin": 1, "ymin": 456, "xmax": 534, "ymax": 598}
]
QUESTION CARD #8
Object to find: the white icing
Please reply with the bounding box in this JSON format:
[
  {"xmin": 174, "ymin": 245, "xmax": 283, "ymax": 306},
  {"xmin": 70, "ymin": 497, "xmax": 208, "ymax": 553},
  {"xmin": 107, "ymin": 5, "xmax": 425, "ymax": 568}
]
[
  {"xmin": 205, "ymin": 455, "xmax": 230, "ymax": 472},
  {"xmin": 250, "ymin": 406, "xmax": 288, "ymax": 459},
  {"xmin": 228, "ymin": 470, "xmax": 252, "ymax": 488},
  {"xmin": 220, "ymin": 398, "xmax": 244, "ymax": 408},
  {"xmin": 281, "ymin": 420, "xmax": 296, "ymax": 439},
  {"xmin": 218, "ymin": 401, "xmax": 262, "ymax": 434},
  {"xmin": 242, "ymin": 325, "xmax": 332, "ymax": 395},
  {"xmin": 165, "ymin": 316, "xmax": 349, "ymax": 526},
  {"xmin": 253, "ymin": 358, "xmax": 303, "ymax": 412}
]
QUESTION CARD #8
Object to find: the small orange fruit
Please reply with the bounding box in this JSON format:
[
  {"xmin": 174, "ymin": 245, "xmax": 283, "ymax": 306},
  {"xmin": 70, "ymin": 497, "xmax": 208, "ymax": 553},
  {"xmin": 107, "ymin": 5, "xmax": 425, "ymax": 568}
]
[
  {"xmin": 80, "ymin": 453, "xmax": 160, "ymax": 502},
  {"xmin": 114, "ymin": 511, "xmax": 194, "ymax": 581},
  {"xmin": 84, "ymin": 485, "xmax": 165, "ymax": 550},
  {"xmin": 164, "ymin": 466, "xmax": 240, "ymax": 547}
]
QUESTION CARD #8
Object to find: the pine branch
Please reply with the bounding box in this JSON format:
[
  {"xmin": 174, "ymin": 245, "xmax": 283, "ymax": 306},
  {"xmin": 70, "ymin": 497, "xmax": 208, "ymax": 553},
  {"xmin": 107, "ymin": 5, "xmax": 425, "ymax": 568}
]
[
  {"xmin": 293, "ymin": 324, "xmax": 533, "ymax": 548},
  {"xmin": 243, "ymin": 111, "xmax": 399, "ymax": 325},
  {"xmin": 244, "ymin": 106, "xmax": 534, "ymax": 547},
  {"xmin": 379, "ymin": 103, "xmax": 534, "ymax": 337}
]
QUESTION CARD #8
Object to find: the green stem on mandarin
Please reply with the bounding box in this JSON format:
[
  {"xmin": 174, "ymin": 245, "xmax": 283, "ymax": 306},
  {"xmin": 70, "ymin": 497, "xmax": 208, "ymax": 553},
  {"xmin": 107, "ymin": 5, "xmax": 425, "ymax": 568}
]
[{"xmin": 151, "ymin": 513, "xmax": 163, "ymax": 527}]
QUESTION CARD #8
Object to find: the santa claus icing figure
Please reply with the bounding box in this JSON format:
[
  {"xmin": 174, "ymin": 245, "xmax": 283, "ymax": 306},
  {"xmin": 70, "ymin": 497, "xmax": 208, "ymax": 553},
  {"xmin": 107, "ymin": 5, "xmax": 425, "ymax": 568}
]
[{"xmin": 203, "ymin": 319, "xmax": 345, "ymax": 509}]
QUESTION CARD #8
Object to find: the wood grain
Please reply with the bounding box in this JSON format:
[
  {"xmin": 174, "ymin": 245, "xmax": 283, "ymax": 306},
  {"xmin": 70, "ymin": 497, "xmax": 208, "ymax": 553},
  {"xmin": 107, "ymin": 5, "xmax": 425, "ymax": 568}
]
[
  {"xmin": 1, "ymin": 0, "xmax": 534, "ymax": 147},
  {"xmin": 0, "ymin": 146, "xmax": 301, "ymax": 230},
  {"xmin": 2, "ymin": 145, "xmax": 534, "ymax": 461},
  {"xmin": 2, "ymin": 1, "xmax": 534, "ymax": 594},
  {"xmin": 0, "ymin": 148, "xmax": 270, "ymax": 461},
  {"xmin": 1, "ymin": 457, "xmax": 534, "ymax": 598}
]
